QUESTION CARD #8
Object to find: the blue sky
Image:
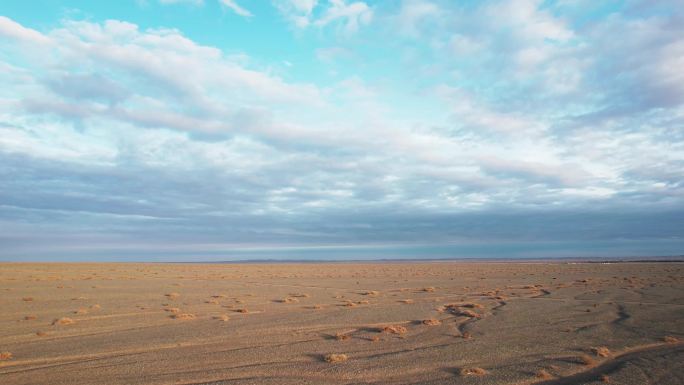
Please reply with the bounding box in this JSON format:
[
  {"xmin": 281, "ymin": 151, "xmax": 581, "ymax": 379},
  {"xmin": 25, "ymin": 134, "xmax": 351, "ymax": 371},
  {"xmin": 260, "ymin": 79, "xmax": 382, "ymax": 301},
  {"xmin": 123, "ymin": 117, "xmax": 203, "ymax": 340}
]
[{"xmin": 0, "ymin": 0, "xmax": 683, "ymax": 261}]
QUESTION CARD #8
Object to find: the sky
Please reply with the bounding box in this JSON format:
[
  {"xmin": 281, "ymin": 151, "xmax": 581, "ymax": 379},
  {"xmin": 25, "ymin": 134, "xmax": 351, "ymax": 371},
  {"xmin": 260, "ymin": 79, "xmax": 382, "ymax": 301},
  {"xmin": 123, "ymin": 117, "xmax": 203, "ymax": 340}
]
[{"xmin": 0, "ymin": 0, "xmax": 683, "ymax": 261}]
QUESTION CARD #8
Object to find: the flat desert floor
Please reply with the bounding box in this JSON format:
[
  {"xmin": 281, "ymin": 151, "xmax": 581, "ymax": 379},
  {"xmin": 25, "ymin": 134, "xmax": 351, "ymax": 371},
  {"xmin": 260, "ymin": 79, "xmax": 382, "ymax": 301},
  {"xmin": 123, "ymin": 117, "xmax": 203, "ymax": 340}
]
[{"xmin": 1, "ymin": 262, "xmax": 682, "ymax": 385}]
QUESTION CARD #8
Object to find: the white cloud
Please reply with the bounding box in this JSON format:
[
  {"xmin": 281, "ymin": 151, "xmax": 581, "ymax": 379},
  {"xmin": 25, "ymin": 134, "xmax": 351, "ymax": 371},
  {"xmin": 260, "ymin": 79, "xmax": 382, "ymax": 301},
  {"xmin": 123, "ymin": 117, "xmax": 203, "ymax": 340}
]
[
  {"xmin": 275, "ymin": 0, "xmax": 372, "ymax": 33},
  {"xmin": 315, "ymin": 0, "xmax": 373, "ymax": 33},
  {"xmin": 0, "ymin": 16, "xmax": 51, "ymax": 45},
  {"xmin": 219, "ymin": 0, "xmax": 253, "ymax": 17},
  {"xmin": 158, "ymin": 0, "xmax": 204, "ymax": 5}
]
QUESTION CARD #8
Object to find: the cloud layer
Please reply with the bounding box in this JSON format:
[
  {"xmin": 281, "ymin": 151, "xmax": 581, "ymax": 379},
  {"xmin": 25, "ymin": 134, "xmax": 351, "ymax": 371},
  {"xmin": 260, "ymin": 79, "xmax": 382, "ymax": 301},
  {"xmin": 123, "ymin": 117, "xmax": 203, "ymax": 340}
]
[{"xmin": 0, "ymin": 0, "xmax": 683, "ymax": 260}]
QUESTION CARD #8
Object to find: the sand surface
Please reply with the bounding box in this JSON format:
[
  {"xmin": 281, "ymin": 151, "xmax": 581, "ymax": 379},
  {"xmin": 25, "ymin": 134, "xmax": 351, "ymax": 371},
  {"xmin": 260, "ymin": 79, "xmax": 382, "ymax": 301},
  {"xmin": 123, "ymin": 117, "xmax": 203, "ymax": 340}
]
[{"xmin": 0, "ymin": 262, "xmax": 682, "ymax": 385}]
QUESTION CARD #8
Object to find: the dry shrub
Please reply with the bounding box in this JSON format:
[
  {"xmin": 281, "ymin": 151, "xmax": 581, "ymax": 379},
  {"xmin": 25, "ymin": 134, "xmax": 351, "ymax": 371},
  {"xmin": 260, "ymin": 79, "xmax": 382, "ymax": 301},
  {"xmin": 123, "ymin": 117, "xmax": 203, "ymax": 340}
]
[
  {"xmin": 381, "ymin": 325, "xmax": 407, "ymax": 334},
  {"xmin": 236, "ymin": 308, "xmax": 249, "ymax": 313},
  {"xmin": 422, "ymin": 287, "xmax": 436, "ymax": 292},
  {"xmin": 601, "ymin": 374, "xmax": 610, "ymax": 383},
  {"xmin": 579, "ymin": 354, "xmax": 596, "ymax": 366},
  {"xmin": 24, "ymin": 315, "xmax": 37, "ymax": 321},
  {"xmin": 90, "ymin": 304, "xmax": 101, "ymax": 310},
  {"xmin": 73, "ymin": 308, "xmax": 88, "ymax": 315},
  {"xmin": 536, "ymin": 369, "xmax": 553, "ymax": 379},
  {"xmin": 663, "ymin": 335, "xmax": 680, "ymax": 344},
  {"xmin": 213, "ymin": 314, "xmax": 230, "ymax": 322},
  {"xmin": 289, "ymin": 293, "xmax": 310, "ymax": 298},
  {"xmin": 324, "ymin": 353, "xmax": 348, "ymax": 363},
  {"xmin": 363, "ymin": 291, "xmax": 379, "ymax": 296},
  {"xmin": 165, "ymin": 307, "xmax": 181, "ymax": 313},
  {"xmin": 165, "ymin": 293, "xmax": 180, "ymax": 299},
  {"xmin": 22, "ymin": 297, "xmax": 33, "ymax": 302},
  {"xmin": 399, "ymin": 299, "xmax": 413, "ymax": 304},
  {"xmin": 456, "ymin": 309, "xmax": 480, "ymax": 318},
  {"xmin": 344, "ymin": 301, "xmax": 357, "ymax": 307},
  {"xmin": 335, "ymin": 333, "xmax": 350, "ymax": 341},
  {"xmin": 461, "ymin": 332, "xmax": 472, "ymax": 339},
  {"xmin": 36, "ymin": 331, "xmax": 48, "ymax": 337},
  {"xmin": 591, "ymin": 346, "xmax": 611, "ymax": 357},
  {"xmin": 171, "ymin": 313, "xmax": 196, "ymax": 320},
  {"xmin": 52, "ymin": 317, "xmax": 75, "ymax": 325},
  {"xmin": 0, "ymin": 352, "xmax": 12, "ymax": 361},
  {"xmin": 357, "ymin": 300, "xmax": 369, "ymax": 305},
  {"xmin": 279, "ymin": 297, "xmax": 299, "ymax": 304},
  {"xmin": 205, "ymin": 299, "xmax": 220, "ymax": 305},
  {"xmin": 369, "ymin": 336, "xmax": 380, "ymax": 342},
  {"xmin": 422, "ymin": 319, "xmax": 441, "ymax": 326},
  {"xmin": 460, "ymin": 367, "xmax": 487, "ymax": 376}
]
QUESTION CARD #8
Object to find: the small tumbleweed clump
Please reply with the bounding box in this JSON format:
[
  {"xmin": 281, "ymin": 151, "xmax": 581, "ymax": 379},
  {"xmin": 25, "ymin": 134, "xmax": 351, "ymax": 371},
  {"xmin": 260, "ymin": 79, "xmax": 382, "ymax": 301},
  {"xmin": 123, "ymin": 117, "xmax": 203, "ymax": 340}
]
[
  {"xmin": 460, "ymin": 367, "xmax": 487, "ymax": 376},
  {"xmin": 422, "ymin": 319, "xmax": 441, "ymax": 326},
  {"xmin": 591, "ymin": 346, "xmax": 611, "ymax": 357},
  {"xmin": 324, "ymin": 353, "xmax": 348, "ymax": 363}
]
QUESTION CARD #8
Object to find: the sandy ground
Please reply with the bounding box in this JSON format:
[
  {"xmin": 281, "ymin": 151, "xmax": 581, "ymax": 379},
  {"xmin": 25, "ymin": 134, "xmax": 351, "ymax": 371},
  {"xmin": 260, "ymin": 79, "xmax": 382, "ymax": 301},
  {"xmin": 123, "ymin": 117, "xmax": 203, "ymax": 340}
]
[{"xmin": 0, "ymin": 262, "xmax": 682, "ymax": 385}]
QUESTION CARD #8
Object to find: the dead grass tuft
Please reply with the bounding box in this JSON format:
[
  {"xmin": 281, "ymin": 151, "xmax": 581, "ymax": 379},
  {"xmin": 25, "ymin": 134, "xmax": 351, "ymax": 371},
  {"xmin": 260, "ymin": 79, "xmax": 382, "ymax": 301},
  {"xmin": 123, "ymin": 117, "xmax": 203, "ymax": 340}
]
[
  {"xmin": 52, "ymin": 317, "xmax": 75, "ymax": 325},
  {"xmin": 171, "ymin": 313, "xmax": 196, "ymax": 320},
  {"xmin": 335, "ymin": 333, "xmax": 350, "ymax": 341},
  {"xmin": 324, "ymin": 353, "xmax": 348, "ymax": 363},
  {"xmin": 459, "ymin": 367, "xmax": 487, "ymax": 376},
  {"xmin": 422, "ymin": 319, "xmax": 441, "ymax": 326},
  {"xmin": 381, "ymin": 325, "xmax": 407, "ymax": 334}
]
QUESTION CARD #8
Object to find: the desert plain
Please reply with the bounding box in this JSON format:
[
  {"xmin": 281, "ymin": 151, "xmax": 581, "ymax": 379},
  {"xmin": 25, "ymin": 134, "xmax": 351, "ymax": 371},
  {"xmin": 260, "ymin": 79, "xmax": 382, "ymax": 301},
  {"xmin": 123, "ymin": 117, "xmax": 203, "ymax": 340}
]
[{"xmin": 0, "ymin": 261, "xmax": 682, "ymax": 385}]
